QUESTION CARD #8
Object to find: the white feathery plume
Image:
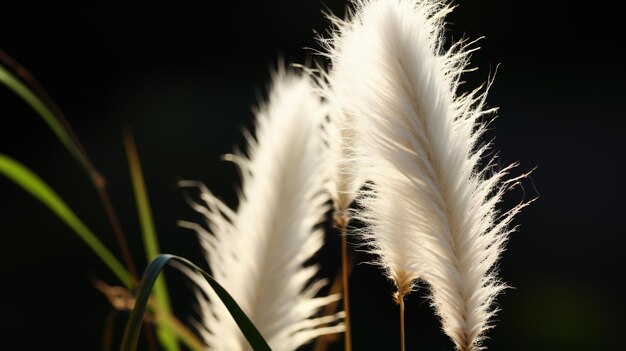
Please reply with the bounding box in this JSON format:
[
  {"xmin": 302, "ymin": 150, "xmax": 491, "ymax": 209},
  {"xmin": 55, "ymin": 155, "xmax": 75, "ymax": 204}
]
[
  {"xmin": 313, "ymin": 50, "xmax": 362, "ymax": 351},
  {"xmin": 322, "ymin": 98, "xmax": 360, "ymax": 219},
  {"xmin": 308, "ymin": 34, "xmax": 360, "ymax": 220},
  {"xmin": 179, "ymin": 69, "xmax": 343, "ymax": 351},
  {"xmin": 315, "ymin": 66, "xmax": 360, "ymax": 351},
  {"xmin": 324, "ymin": 0, "xmax": 527, "ymax": 350}
]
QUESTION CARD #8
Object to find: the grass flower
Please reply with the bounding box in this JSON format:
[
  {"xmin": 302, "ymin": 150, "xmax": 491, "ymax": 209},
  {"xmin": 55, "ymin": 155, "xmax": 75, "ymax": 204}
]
[
  {"xmin": 316, "ymin": 57, "xmax": 363, "ymax": 351},
  {"xmin": 323, "ymin": 0, "xmax": 528, "ymax": 349},
  {"xmin": 322, "ymin": 97, "xmax": 359, "ymax": 221},
  {"xmin": 180, "ymin": 68, "xmax": 343, "ymax": 350}
]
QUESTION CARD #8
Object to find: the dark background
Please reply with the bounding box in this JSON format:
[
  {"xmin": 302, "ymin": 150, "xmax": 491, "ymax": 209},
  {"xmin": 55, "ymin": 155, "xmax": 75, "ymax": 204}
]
[{"xmin": 1, "ymin": 1, "xmax": 624, "ymax": 350}]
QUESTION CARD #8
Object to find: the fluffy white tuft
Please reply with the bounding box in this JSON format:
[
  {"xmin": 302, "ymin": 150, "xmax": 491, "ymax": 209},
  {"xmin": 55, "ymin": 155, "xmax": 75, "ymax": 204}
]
[
  {"xmin": 180, "ymin": 69, "xmax": 343, "ymax": 351},
  {"xmin": 323, "ymin": 0, "xmax": 527, "ymax": 350},
  {"xmin": 321, "ymin": 88, "xmax": 360, "ymax": 218}
]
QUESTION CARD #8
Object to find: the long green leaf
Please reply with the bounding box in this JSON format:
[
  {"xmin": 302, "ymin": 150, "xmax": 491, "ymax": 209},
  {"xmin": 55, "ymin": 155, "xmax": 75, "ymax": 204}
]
[
  {"xmin": 0, "ymin": 66, "xmax": 85, "ymax": 167},
  {"xmin": 0, "ymin": 154, "xmax": 134, "ymax": 288},
  {"xmin": 123, "ymin": 130, "xmax": 179, "ymax": 351},
  {"xmin": 0, "ymin": 58, "xmax": 197, "ymax": 350},
  {"xmin": 0, "ymin": 154, "xmax": 205, "ymax": 350},
  {"xmin": 121, "ymin": 254, "xmax": 272, "ymax": 351},
  {"xmin": 1, "ymin": 54, "xmax": 141, "ymax": 286}
]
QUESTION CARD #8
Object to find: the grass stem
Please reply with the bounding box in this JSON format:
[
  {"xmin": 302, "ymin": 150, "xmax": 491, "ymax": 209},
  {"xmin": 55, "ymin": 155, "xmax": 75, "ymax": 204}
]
[
  {"xmin": 124, "ymin": 129, "xmax": 180, "ymax": 351},
  {"xmin": 339, "ymin": 216, "xmax": 352, "ymax": 351},
  {"xmin": 94, "ymin": 176, "xmax": 139, "ymax": 281},
  {"xmin": 399, "ymin": 296, "xmax": 406, "ymax": 351},
  {"xmin": 312, "ymin": 241, "xmax": 354, "ymax": 351}
]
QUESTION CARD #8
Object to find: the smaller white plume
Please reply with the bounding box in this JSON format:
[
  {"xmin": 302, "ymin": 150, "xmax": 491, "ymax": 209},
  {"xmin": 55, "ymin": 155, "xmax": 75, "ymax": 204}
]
[
  {"xmin": 322, "ymin": 101, "xmax": 360, "ymax": 218},
  {"xmin": 323, "ymin": 0, "xmax": 528, "ymax": 350},
  {"xmin": 180, "ymin": 68, "xmax": 343, "ymax": 351},
  {"xmin": 311, "ymin": 36, "xmax": 362, "ymax": 219}
]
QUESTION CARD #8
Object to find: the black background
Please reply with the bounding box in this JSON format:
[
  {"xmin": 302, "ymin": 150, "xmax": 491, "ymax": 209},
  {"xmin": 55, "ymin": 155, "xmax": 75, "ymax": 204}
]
[{"xmin": 1, "ymin": 1, "xmax": 624, "ymax": 350}]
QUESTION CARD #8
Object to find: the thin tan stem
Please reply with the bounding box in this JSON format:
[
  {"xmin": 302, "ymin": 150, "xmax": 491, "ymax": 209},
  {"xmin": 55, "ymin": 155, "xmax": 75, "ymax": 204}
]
[
  {"xmin": 312, "ymin": 246, "xmax": 354, "ymax": 351},
  {"xmin": 94, "ymin": 176, "xmax": 139, "ymax": 281},
  {"xmin": 399, "ymin": 296, "xmax": 406, "ymax": 351},
  {"xmin": 339, "ymin": 216, "xmax": 352, "ymax": 351},
  {"xmin": 143, "ymin": 323, "xmax": 159, "ymax": 351},
  {"xmin": 103, "ymin": 310, "xmax": 117, "ymax": 351}
]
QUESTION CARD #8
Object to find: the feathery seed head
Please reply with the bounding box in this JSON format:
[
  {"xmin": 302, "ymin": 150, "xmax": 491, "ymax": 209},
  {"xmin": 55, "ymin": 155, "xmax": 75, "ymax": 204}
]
[
  {"xmin": 315, "ymin": 68, "xmax": 361, "ymax": 220},
  {"xmin": 181, "ymin": 68, "xmax": 343, "ymax": 351},
  {"xmin": 323, "ymin": 0, "xmax": 528, "ymax": 350}
]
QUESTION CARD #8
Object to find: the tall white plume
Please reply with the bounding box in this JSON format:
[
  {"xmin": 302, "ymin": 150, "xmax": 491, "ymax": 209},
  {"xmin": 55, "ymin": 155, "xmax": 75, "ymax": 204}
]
[
  {"xmin": 323, "ymin": 0, "xmax": 527, "ymax": 350},
  {"xmin": 180, "ymin": 69, "xmax": 343, "ymax": 351}
]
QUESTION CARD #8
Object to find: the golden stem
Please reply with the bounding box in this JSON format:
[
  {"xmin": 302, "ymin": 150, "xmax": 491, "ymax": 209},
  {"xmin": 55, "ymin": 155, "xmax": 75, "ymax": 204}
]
[
  {"xmin": 339, "ymin": 216, "xmax": 352, "ymax": 351},
  {"xmin": 399, "ymin": 296, "xmax": 406, "ymax": 351},
  {"xmin": 312, "ymin": 242, "xmax": 354, "ymax": 351}
]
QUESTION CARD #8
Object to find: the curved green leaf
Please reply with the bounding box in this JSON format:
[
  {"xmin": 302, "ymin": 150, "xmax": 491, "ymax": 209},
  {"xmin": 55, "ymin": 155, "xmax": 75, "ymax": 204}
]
[
  {"xmin": 0, "ymin": 59, "xmax": 201, "ymax": 350},
  {"xmin": 0, "ymin": 153, "xmax": 134, "ymax": 288},
  {"xmin": 120, "ymin": 254, "xmax": 272, "ymax": 351}
]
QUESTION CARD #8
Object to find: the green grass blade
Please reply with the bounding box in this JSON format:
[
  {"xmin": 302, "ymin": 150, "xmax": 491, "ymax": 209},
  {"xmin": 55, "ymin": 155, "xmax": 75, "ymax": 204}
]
[
  {"xmin": 0, "ymin": 153, "xmax": 204, "ymax": 350},
  {"xmin": 120, "ymin": 254, "xmax": 272, "ymax": 351},
  {"xmin": 0, "ymin": 54, "xmax": 141, "ymax": 286},
  {"xmin": 0, "ymin": 154, "xmax": 134, "ymax": 288},
  {"xmin": 0, "ymin": 65, "xmax": 85, "ymax": 166},
  {"xmin": 123, "ymin": 130, "xmax": 179, "ymax": 351}
]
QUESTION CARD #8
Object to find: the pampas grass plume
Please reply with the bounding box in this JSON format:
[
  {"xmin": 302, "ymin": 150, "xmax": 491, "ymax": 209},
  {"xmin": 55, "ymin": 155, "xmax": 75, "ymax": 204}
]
[
  {"xmin": 180, "ymin": 68, "xmax": 343, "ymax": 351},
  {"xmin": 324, "ymin": 0, "xmax": 528, "ymax": 350},
  {"xmin": 322, "ymin": 96, "xmax": 360, "ymax": 219}
]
